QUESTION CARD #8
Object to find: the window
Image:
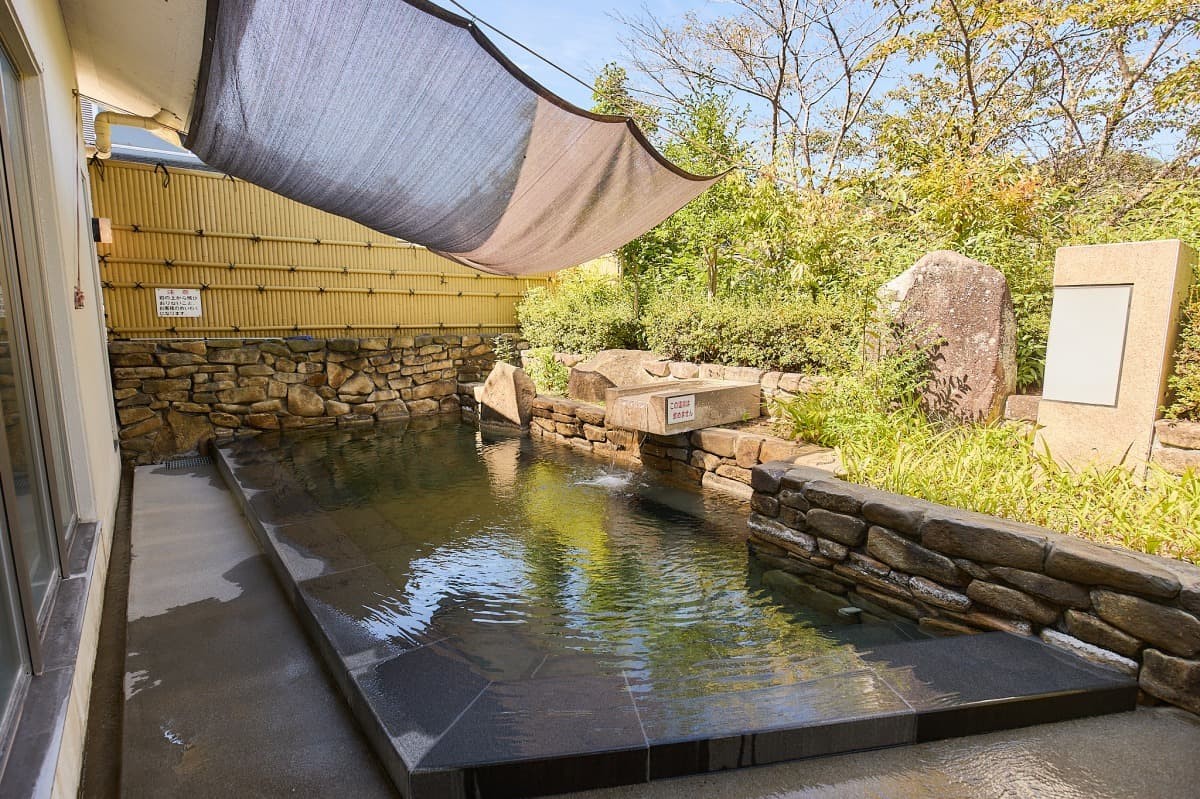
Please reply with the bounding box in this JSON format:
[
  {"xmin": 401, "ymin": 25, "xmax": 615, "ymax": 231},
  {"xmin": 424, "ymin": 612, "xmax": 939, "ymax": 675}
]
[
  {"xmin": 0, "ymin": 40, "xmax": 80, "ymax": 750},
  {"xmin": 0, "ymin": 516, "xmax": 27, "ymax": 740}
]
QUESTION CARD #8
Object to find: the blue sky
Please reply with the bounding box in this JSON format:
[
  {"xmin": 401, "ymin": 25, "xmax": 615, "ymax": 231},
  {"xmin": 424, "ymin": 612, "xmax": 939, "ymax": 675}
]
[{"xmin": 448, "ymin": 0, "xmax": 704, "ymax": 109}]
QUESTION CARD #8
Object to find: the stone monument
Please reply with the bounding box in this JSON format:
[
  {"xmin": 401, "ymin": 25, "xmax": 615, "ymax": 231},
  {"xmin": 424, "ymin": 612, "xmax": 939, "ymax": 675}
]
[
  {"xmin": 879, "ymin": 250, "xmax": 1018, "ymax": 422},
  {"xmin": 1036, "ymin": 240, "xmax": 1196, "ymax": 471}
]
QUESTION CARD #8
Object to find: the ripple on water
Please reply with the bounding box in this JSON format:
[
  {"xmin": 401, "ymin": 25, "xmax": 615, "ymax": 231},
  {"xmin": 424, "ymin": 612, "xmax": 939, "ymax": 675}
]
[{"xmin": 271, "ymin": 425, "xmax": 929, "ymax": 701}]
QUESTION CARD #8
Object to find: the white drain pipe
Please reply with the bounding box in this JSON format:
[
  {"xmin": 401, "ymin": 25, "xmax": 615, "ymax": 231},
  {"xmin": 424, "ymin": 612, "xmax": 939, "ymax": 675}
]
[{"xmin": 87, "ymin": 109, "xmax": 183, "ymax": 159}]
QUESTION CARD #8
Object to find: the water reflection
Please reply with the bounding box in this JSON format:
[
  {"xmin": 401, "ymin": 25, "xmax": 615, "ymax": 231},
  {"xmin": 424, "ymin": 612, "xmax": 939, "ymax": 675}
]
[{"xmin": 267, "ymin": 422, "xmax": 924, "ymax": 711}]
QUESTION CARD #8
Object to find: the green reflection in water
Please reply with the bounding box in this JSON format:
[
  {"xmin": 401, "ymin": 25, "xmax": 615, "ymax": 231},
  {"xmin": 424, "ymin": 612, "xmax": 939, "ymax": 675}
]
[{"xmin": 268, "ymin": 421, "xmax": 910, "ymax": 706}]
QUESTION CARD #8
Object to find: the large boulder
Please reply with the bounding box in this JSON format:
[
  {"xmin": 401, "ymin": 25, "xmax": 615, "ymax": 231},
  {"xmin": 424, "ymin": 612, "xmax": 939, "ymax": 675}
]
[
  {"xmin": 567, "ymin": 349, "xmax": 668, "ymax": 403},
  {"xmin": 479, "ymin": 362, "xmax": 537, "ymax": 427},
  {"xmin": 879, "ymin": 251, "xmax": 1017, "ymax": 422}
]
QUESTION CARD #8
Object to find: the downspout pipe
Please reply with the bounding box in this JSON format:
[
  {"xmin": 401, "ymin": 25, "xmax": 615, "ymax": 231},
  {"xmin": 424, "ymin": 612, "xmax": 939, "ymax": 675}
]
[{"xmin": 87, "ymin": 109, "xmax": 183, "ymax": 159}]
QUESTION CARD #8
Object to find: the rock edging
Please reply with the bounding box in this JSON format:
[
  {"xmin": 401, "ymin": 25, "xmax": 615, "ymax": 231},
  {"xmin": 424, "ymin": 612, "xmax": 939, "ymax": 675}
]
[
  {"xmin": 522, "ymin": 395, "xmax": 838, "ymax": 499},
  {"xmin": 748, "ymin": 460, "xmax": 1200, "ymax": 714},
  {"xmin": 536, "ymin": 350, "xmax": 828, "ymax": 419},
  {"xmin": 1152, "ymin": 418, "xmax": 1200, "ymax": 475}
]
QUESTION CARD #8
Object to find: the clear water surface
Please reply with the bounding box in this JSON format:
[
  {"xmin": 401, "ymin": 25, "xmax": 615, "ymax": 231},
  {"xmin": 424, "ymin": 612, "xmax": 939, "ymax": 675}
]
[{"xmin": 262, "ymin": 421, "xmax": 930, "ymax": 730}]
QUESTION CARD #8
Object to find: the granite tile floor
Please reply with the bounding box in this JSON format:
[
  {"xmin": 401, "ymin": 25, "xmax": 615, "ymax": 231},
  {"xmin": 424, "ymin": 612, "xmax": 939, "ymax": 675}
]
[{"xmin": 564, "ymin": 705, "xmax": 1200, "ymax": 799}]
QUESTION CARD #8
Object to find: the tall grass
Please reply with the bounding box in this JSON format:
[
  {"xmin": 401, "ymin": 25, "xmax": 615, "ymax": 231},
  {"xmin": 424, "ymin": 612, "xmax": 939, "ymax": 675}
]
[
  {"xmin": 839, "ymin": 417, "xmax": 1200, "ymax": 563},
  {"xmin": 773, "ymin": 350, "xmax": 1200, "ymax": 563}
]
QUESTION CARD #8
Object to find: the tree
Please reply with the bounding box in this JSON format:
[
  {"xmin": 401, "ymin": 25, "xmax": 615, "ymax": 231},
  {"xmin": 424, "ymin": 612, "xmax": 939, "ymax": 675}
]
[
  {"xmin": 591, "ymin": 62, "xmax": 660, "ymax": 134},
  {"xmin": 643, "ymin": 91, "xmax": 753, "ymax": 299},
  {"xmin": 589, "ymin": 0, "xmax": 1200, "ymax": 388},
  {"xmin": 618, "ymin": 0, "xmax": 911, "ymax": 189},
  {"xmin": 883, "ymin": 0, "xmax": 1200, "ymax": 184},
  {"xmin": 591, "ymin": 64, "xmax": 664, "ymax": 317},
  {"xmin": 596, "ymin": 87, "xmax": 767, "ymax": 303}
]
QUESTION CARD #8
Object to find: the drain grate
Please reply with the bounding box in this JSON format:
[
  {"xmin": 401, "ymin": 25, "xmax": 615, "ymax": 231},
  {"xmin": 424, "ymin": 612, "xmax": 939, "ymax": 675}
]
[{"xmin": 162, "ymin": 455, "xmax": 213, "ymax": 470}]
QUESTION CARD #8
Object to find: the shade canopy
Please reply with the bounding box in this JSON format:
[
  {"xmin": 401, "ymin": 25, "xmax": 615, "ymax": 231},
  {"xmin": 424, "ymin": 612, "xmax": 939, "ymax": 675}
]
[{"xmin": 184, "ymin": 0, "xmax": 720, "ymax": 275}]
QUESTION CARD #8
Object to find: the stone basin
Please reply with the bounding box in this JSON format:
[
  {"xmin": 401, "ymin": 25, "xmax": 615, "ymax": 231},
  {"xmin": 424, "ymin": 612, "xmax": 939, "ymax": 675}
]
[{"xmin": 604, "ymin": 379, "xmax": 760, "ymax": 435}]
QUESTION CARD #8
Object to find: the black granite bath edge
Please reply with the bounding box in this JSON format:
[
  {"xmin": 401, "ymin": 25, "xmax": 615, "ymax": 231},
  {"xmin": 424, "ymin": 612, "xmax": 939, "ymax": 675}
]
[
  {"xmin": 211, "ymin": 435, "xmax": 1139, "ymax": 799},
  {"xmin": 213, "ymin": 438, "xmax": 659, "ymax": 797}
]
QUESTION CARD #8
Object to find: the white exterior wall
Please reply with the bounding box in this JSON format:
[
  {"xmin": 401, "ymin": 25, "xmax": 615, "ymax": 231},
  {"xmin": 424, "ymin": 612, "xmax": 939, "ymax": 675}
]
[{"xmin": 0, "ymin": 1, "xmax": 122, "ymax": 795}]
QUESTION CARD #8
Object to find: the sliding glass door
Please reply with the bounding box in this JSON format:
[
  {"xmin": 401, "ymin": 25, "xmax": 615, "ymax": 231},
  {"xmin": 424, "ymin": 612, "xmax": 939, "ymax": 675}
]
[
  {"xmin": 0, "ymin": 5, "xmax": 105, "ymax": 755},
  {"xmin": 0, "ymin": 517, "xmax": 26, "ymax": 733},
  {"xmin": 0, "ymin": 47, "xmax": 57, "ymax": 619},
  {"xmin": 0, "ymin": 38, "xmax": 77, "ymax": 740},
  {"xmin": 0, "ymin": 180, "xmax": 54, "ymax": 614}
]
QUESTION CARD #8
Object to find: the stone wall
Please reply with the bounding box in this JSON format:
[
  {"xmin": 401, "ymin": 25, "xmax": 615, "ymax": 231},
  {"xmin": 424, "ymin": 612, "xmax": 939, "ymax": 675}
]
[
  {"xmin": 110, "ymin": 335, "xmax": 495, "ymax": 463},
  {"xmin": 523, "ymin": 396, "xmax": 838, "ymax": 499},
  {"xmin": 747, "ymin": 460, "xmax": 1200, "ymax": 713},
  {"xmin": 1151, "ymin": 419, "xmax": 1200, "ymax": 475}
]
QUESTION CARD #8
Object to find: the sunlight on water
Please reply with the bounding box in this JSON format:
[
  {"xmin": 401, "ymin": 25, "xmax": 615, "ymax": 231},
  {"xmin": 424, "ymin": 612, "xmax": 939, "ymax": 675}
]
[{"xmin": 268, "ymin": 422, "xmax": 927, "ymax": 702}]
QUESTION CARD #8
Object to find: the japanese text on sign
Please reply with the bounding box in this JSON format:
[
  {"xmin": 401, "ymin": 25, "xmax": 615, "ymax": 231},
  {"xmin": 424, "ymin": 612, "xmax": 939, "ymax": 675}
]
[
  {"xmin": 155, "ymin": 288, "xmax": 202, "ymax": 318},
  {"xmin": 667, "ymin": 394, "xmax": 696, "ymax": 424}
]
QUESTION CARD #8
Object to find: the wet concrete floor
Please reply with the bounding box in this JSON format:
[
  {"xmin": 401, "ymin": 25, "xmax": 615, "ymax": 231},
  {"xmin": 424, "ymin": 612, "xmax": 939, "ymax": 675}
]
[
  {"xmin": 118, "ymin": 461, "xmax": 1200, "ymax": 798},
  {"xmin": 121, "ymin": 461, "xmax": 395, "ymax": 797},
  {"xmin": 565, "ymin": 706, "xmax": 1200, "ymax": 799}
]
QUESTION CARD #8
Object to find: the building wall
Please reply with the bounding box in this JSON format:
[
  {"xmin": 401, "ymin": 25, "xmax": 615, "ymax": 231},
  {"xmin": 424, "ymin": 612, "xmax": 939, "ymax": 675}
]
[
  {"xmin": 5, "ymin": 0, "xmax": 120, "ymax": 526},
  {"xmin": 0, "ymin": 1, "xmax": 122, "ymax": 795},
  {"xmin": 89, "ymin": 160, "xmax": 552, "ymax": 339}
]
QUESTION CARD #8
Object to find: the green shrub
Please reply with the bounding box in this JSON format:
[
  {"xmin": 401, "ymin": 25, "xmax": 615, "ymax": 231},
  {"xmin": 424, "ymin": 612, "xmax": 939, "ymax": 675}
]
[
  {"xmin": 641, "ymin": 293, "xmax": 865, "ymax": 372},
  {"xmin": 771, "ymin": 337, "xmax": 934, "ymax": 447},
  {"xmin": 523, "ymin": 347, "xmax": 569, "ymax": 396},
  {"xmin": 490, "ymin": 334, "xmax": 520, "ymax": 365},
  {"xmin": 516, "ymin": 271, "xmax": 639, "ymax": 355},
  {"xmin": 1167, "ymin": 288, "xmax": 1200, "ymax": 420}
]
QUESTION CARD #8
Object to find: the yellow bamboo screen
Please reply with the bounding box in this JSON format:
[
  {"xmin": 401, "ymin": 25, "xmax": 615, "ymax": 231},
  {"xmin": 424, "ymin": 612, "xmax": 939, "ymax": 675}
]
[{"xmin": 89, "ymin": 160, "xmax": 551, "ymax": 339}]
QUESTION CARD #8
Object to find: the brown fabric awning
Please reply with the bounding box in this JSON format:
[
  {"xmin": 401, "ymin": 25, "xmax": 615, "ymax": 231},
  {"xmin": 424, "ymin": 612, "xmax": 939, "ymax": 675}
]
[{"xmin": 184, "ymin": 0, "xmax": 720, "ymax": 275}]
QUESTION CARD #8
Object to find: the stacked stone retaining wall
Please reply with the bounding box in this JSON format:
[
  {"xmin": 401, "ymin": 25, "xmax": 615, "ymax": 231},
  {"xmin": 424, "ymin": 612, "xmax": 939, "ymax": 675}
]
[
  {"xmin": 1152, "ymin": 419, "xmax": 1200, "ymax": 475},
  {"xmin": 748, "ymin": 460, "xmax": 1200, "ymax": 714},
  {"xmin": 110, "ymin": 335, "xmax": 495, "ymax": 463},
  {"xmin": 524, "ymin": 396, "xmax": 838, "ymax": 499}
]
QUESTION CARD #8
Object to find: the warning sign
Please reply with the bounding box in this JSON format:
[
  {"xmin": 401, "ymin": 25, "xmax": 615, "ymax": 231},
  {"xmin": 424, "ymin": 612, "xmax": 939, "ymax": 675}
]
[
  {"xmin": 667, "ymin": 394, "xmax": 696, "ymax": 424},
  {"xmin": 155, "ymin": 288, "xmax": 202, "ymax": 318}
]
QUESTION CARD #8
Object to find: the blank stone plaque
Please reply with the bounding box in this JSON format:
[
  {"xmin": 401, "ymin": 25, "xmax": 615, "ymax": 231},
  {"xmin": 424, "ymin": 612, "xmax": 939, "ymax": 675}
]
[
  {"xmin": 1037, "ymin": 240, "xmax": 1194, "ymax": 472},
  {"xmin": 1041, "ymin": 284, "xmax": 1132, "ymax": 407}
]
